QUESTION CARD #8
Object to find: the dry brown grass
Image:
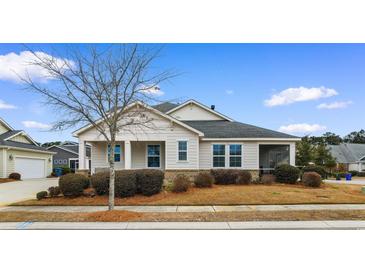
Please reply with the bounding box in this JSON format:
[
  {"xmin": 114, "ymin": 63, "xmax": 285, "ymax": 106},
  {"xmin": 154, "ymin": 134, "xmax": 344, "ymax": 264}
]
[
  {"xmin": 13, "ymin": 183, "xmax": 365, "ymax": 206},
  {"xmin": 2, "ymin": 209, "xmax": 365, "ymax": 222}
]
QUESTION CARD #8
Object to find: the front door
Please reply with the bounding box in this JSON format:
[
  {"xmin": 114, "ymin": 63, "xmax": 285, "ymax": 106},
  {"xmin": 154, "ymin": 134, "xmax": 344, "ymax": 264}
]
[{"xmin": 70, "ymin": 159, "xmax": 79, "ymax": 173}]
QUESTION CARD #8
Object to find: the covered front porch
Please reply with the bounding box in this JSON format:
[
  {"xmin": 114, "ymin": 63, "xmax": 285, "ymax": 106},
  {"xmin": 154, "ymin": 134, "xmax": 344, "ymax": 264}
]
[{"xmin": 79, "ymin": 140, "xmax": 166, "ymax": 173}]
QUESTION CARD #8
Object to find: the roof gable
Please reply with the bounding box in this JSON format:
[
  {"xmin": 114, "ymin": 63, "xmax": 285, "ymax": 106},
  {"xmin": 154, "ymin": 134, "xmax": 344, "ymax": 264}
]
[
  {"xmin": 166, "ymin": 100, "xmax": 233, "ymax": 121},
  {"xmin": 73, "ymin": 101, "xmax": 204, "ymax": 137}
]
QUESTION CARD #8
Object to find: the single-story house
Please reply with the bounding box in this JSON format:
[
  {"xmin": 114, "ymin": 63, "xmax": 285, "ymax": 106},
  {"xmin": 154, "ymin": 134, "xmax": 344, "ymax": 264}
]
[
  {"xmin": 0, "ymin": 118, "xmax": 55, "ymax": 179},
  {"xmin": 73, "ymin": 99, "xmax": 300, "ymax": 179},
  {"xmin": 47, "ymin": 141, "xmax": 91, "ymax": 172},
  {"xmin": 328, "ymin": 143, "xmax": 365, "ymax": 172}
]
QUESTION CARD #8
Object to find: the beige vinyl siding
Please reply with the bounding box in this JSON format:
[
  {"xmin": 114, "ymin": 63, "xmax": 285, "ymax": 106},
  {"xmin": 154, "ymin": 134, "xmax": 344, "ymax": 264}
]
[
  {"xmin": 80, "ymin": 107, "xmax": 200, "ymax": 170},
  {"xmin": 8, "ymin": 134, "xmax": 32, "ymax": 144},
  {"xmin": 0, "ymin": 123, "xmax": 9, "ymax": 135},
  {"xmin": 169, "ymin": 103, "xmax": 224, "ymax": 121},
  {"xmin": 5, "ymin": 149, "xmax": 53, "ymax": 177},
  {"xmin": 90, "ymin": 142, "xmax": 125, "ymax": 172},
  {"xmin": 131, "ymin": 141, "xmax": 165, "ymax": 169},
  {"xmin": 0, "ymin": 149, "xmax": 4, "ymax": 178},
  {"xmin": 349, "ymin": 163, "xmax": 360, "ymax": 172},
  {"xmin": 243, "ymin": 143, "xmax": 259, "ymax": 169},
  {"xmin": 199, "ymin": 141, "xmax": 257, "ymax": 169}
]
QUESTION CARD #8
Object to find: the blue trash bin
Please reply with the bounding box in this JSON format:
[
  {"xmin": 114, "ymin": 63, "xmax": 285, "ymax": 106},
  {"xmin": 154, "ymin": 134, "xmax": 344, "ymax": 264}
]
[
  {"xmin": 345, "ymin": 173, "xmax": 352, "ymax": 181},
  {"xmin": 54, "ymin": 167, "xmax": 63, "ymax": 177}
]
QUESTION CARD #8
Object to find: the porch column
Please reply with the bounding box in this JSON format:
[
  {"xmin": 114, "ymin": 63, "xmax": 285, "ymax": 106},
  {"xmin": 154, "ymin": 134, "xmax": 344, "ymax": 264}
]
[
  {"xmin": 124, "ymin": 140, "xmax": 131, "ymax": 169},
  {"xmin": 290, "ymin": 143, "xmax": 296, "ymax": 166},
  {"xmin": 79, "ymin": 140, "xmax": 86, "ymax": 170}
]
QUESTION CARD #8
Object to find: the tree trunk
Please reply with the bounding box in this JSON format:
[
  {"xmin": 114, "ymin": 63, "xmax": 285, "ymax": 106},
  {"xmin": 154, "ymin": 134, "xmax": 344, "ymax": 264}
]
[{"xmin": 108, "ymin": 140, "xmax": 115, "ymax": 210}]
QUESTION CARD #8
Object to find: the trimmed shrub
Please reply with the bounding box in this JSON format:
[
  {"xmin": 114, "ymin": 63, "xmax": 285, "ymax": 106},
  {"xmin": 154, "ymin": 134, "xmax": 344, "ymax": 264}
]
[
  {"xmin": 136, "ymin": 169, "xmax": 164, "ymax": 196},
  {"xmin": 9, "ymin": 173, "xmax": 21, "ymax": 180},
  {"xmin": 194, "ymin": 172, "xmax": 214, "ymax": 188},
  {"xmin": 48, "ymin": 186, "xmax": 61, "ymax": 197},
  {"xmin": 59, "ymin": 173, "xmax": 89, "ymax": 197},
  {"xmin": 115, "ymin": 171, "xmax": 137, "ymax": 198},
  {"xmin": 36, "ymin": 191, "xmax": 48, "ymax": 200},
  {"xmin": 302, "ymin": 166, "xmax": 327, "ymax": 179},
  {"xmin": 358, "ymin": 172, "xmax": 365, "ymax": 177},
  {"xmin": 91, "ymin": 171, "xmax": 109, "ymax": 195},
  {"xmin": 236, "ymin": 171, "xmax": 252, "ymax": 185},
  {"xmin": 274, "ymin": 164, "xmax": 300, "ymax": 184},
  {"xmin": 349, "ymin": 170, "xmax": 359, "ymax": 177},
  {"xmin": 302, "ymin": 172, "xmax": 322, "ymax": 188},
  {"xmin": 210, "ymin": 169, "xmax": 239, "ymax": 185},
  {"xmin": 171, "ymin": 174, "xmax": 190, "ymax": 193},
  {"xmin": 61, "ymin": 166, "xmax": 71, "ymax": 175},
  {"xmin": 91, "ymin": 169, "xmax": 164, "ymax": 197},
  {"xmin": 261, "ymin": 174, "xmax": 276, "ymax": 184}
]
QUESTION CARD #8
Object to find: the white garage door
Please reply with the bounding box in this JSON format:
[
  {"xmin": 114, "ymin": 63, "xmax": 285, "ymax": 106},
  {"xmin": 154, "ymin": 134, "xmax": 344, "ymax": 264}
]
[{"xmin": 15, "ymin": 157, "xmax": 46, "ymax": 179}]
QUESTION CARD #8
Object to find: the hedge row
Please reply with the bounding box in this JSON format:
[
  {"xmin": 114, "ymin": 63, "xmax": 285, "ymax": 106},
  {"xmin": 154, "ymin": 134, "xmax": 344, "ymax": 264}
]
[{"xmin": 90, "ymin": 169, "xmax": 164, "ymax": 197}]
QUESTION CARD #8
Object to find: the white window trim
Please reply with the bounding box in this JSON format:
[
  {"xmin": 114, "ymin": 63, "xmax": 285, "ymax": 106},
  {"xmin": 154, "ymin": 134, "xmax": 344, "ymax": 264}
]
[
  {"xmin": 228, "ymin": 144, "xmax": 243, "ymax": 168},
  {"xmin": 107, "ymin": 144, "xmax": 121, "ymax": 163},
  {"xmin": 146, "ymin": 144, "xmax": 161, "ymax": 169},
  {"xmin": 177, "ymin": 139, "xmax": 189, "ymax": 162},
  {"xmin": 212, "ymin": 143, "xmax": 226, "ymax": 168},
  {"xmin": 211, "ymin": 143, "xmax": 244, "ymax": 169}
]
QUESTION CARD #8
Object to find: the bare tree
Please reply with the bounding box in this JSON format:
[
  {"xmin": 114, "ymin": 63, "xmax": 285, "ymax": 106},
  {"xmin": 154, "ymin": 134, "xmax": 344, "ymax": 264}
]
[{"xmin": 20, "ymin": 44, "xmax": 175, "ymax": 210}]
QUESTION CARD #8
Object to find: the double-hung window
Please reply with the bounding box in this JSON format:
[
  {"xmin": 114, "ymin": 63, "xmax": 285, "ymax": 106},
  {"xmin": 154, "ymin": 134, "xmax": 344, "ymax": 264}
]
[
  {"xmin": 147, "ymin": 144, "xmax": 160, "ymax": 168},
  {"xmin": 229, "ymin": 144, "xmax": 242, "ymax": 167},
  {"xmin": 178, "ymin": 141, "xmax": 188, "ymax": 161},
  {"xmin": 107, "ymin": 144, "xmax": 121, "ymax": 162},
  {"xmin": 213, "ymin": 144, "xmax": 225, "ymax": 167}
]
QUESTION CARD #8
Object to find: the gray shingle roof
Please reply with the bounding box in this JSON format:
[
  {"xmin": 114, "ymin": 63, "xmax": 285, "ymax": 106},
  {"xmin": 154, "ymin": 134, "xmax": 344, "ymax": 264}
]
[
  {"xmin": 0, "ymin": 129, "xmax": 51, "ymax": 152},
  {"xmin": 0, "ymin": 130, "xmax": 23, "ymax": 140},
  {"xmin": 329, "ymin": 144, "xmax": 365, "ymax": 163},
  {"xmin": 0, "ymin": 139, "xmax": 51, "ymax": 152},
  {"xmin": 60, "ymin": 145, "xmax": 91, "ymax": 157},
  {"xmin": 152, "ymin": 102, "xmax": 179, "ymax": 113},
  {"xmin": 183, "ymin": 120, "xmax": 299, "ymax": 139}
]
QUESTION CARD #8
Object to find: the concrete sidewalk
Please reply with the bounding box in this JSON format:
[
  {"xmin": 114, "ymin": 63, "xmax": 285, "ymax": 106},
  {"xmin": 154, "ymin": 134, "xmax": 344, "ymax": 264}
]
[
  {"xmin": 1, "ymin": 220, "xmax": 365, "ymax": 230},
  {"xmin": 2, "ymin": 204, "xmax": 365, "ymax": 213}
]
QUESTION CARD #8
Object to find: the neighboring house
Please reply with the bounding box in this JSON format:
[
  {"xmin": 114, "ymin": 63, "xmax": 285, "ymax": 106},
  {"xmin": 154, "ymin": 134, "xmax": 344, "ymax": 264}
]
[
  {"xmin": 328, "ymin": 143, "xmax": 365, "ymax": 172},
  {"xmin": 73, "ymin": 99, "xmax": 300, "ymax": 179},
  {"xmin": 0, "ymin": 118, "xmax": 55, "ymax": 179},
  {"xmin": 47, "ymin": 141, "xmax": 91, "ymax": 172}
]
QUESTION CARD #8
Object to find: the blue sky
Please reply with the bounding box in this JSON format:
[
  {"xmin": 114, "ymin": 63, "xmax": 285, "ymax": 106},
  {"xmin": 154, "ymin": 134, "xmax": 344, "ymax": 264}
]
[{"xmin": 0, "ymin": 43, "xmax": 364, "ymax": 143}]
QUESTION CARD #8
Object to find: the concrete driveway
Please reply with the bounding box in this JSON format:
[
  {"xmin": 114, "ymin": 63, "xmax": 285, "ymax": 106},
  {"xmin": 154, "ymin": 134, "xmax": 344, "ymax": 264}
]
[
  {"xmin": 0, "ymin": 178, "xmax": 59, "ymax": 206},
  {"xmin": 325, "ymin": 179, "xmax": 365, "ymax": 186}
]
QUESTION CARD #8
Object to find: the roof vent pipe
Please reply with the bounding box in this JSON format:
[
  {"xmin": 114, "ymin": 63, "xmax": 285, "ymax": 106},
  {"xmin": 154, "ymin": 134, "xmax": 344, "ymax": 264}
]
[{"xmin": 211, "ymin": 105, "xmax": 215, "ymax": 110}]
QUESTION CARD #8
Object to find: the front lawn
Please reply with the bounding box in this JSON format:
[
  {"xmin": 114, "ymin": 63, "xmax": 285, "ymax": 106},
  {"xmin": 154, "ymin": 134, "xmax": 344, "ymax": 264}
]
[
  {"xmin": 1, "ymin": 209, "xmax": 365, "ymax": 222},
  {"xmin": 13, "ymin": 182, "xmax": 365, "ymax": 206}
]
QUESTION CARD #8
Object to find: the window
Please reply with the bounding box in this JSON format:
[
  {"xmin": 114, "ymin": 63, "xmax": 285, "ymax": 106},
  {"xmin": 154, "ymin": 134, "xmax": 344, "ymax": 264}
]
[
  {"xmin": 178, "ymin": 141, "xmax": 188, "ymax": 161},
  {"xmin": 107, "ymin": 144, "xmax": 121, "ymax": 162},
  {"xmin": 229, "ymin": 144, "xmax": 242, "ymax": 167},
  {"xmin": 147, "ymin": 144, "xmax": 160, "ymax": 168},
  {"xmin": 213, "ymin": 144, "xmax": 225, "ymax": 167}
]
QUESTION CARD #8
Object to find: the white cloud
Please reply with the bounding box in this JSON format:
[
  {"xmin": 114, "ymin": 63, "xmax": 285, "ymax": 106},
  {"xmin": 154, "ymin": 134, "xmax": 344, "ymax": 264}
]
[
  {"xmin": 225, "ymin": 90, "xmax": 234, "ymax": 95},
  {"xmin": 317, "ymin": 100, "xmax": 353, "ymax": 109},
  {"xmin": 140, "ymin": 85, "xmax": 164, "ymax": 96},
  {"xmin": 278, "ymin": 123, "xmax": 327, "ymax": 134},
  {"xmin": 0, "ymin": 99, "xmax": 17, "ymax": 109},
  {"xmin": 0, "ymin": 51, "xmax": 74, "ymax": 83},
  {"xmin": 264, "ymin": 86, "xmax": 338, "ymax": 107},
  {"xmin": 22, "ymin": 120, "xmax": 51, "ymax": 130}
]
